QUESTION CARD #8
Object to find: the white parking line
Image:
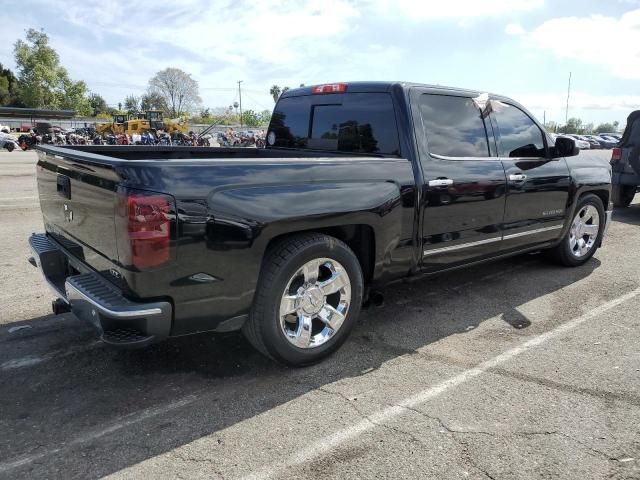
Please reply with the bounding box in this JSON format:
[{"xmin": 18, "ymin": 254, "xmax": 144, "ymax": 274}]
[
  {"xmin": 244, "ymin": 286, "xmax": 640, "ymax": 480},
  {"xmin": 0, "ymin": 395, "xmax": 199, "ymax": 474},
  {"xmin": 0, "ymin": 340, "xmax": 102, "ymax": 370}
]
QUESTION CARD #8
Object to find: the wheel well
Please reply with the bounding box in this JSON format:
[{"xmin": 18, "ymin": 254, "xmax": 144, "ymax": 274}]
[
  {"xmin": 581, "ymin": 189, "xmax": 609, "ymax": 209},
  {"xmin": 265, "ymin": 225, "xmax": 376, "ymax": 284}
]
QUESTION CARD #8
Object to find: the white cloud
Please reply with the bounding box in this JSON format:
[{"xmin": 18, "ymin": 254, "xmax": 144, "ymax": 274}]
[
  {"xmin": 392, "ymin": 0, "xmax": 543, "ymax": 19},
  {"xmin": 505, "ymin": 23, "xmax": 525, "ymax": 35},
  {"xmin": 515, "ymin": 92, "xmax": 640, "ymax": 110},
  {"xmin": 525, "ymin": 9, "xmax": 640, "ymax": 79}
]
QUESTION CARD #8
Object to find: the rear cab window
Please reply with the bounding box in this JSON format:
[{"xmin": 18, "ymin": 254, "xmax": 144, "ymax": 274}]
[{"xmin": 268, "ymin": 92, "xmax": 400, "ymax": 156}]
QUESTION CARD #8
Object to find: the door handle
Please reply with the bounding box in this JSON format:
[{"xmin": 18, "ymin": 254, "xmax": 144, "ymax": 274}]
[
  {"xmin": 508, "ymin": 174, "xmax": 527, "ymax": 182},
  {"xmin": 428, "ymin": 178, "xmax": 454, "ymax": 187}
]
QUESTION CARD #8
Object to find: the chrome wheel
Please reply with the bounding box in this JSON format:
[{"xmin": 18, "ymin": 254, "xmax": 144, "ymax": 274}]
[
  {"xmin": 279, "ymin": 258, "xmax": 351, "ymax": 349},
  {"xmin": 568, "ymin": 204, "xmax": 600, "ymax": 258}
]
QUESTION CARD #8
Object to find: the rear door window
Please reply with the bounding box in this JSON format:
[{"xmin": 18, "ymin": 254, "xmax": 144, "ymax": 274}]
[
  {"xmin": 269, "ymin": 93, "xmax": 400, "ymax": 155},
  {"xmin": 418, "ymin": 94, "xmax": 491, "ymax": 158}
]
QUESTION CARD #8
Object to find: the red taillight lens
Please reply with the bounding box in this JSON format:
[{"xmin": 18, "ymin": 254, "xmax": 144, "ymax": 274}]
[
  {"xmin": 311, "ymin": 83, "xmax": 347, "ymax": 94},
  {"xmin": 610, "ymin": 147, "xmax": 622, "ymax": 163},
  {"xmin": 127, "ymin": 195, "xmax": 170, "ymax": 268}
]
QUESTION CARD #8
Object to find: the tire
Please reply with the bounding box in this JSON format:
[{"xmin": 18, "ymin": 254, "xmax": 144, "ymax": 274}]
[
  {"xmin": 244, "ymin": 233, "xmax": 364, "ymax": 366},
  {"xmin": 4, "ymin": 143, "xmax": 15, "ymax": 152},
  {"xmin": 611, "ymin": 184, "xmax": 636, "ymax": 208},
  {"xmin": 549, "ymin": 194, "xmax": 605, "ymax": 267}
]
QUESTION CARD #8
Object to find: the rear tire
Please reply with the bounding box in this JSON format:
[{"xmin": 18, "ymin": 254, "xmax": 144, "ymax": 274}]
[
  {"xmin": 549, "ymin": 194, "xmax": 605, "ymax": 267},
  {"xmin": 244, "ymin": 233, "xmax": 364, "ymax": 366},
  {"xmin": 611, "ymin": 184, "xmax": 636, "ymax": 208}
]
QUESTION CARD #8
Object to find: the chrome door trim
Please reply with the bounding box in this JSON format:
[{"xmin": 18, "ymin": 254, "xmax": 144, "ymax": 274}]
[
  {"xmin": 423, "ymin": 236, "xmax": 502, "ymax": 257},
  {"xmin": 422, "ymin": 224, "xmax": 564, "ymax": 257},
  {"xmin": 502, "ymin": 224, "xmax": 563, "ymax": 240}
]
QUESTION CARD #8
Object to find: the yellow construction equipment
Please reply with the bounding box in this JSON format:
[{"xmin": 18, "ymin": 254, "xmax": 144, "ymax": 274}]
[
  {"xmin": 95, "ymin": 114, "xmax": 126, "ymax": 136},
  {"xmin": 97, "ymin": 111, "xmax": 189, "ymax": 138}
]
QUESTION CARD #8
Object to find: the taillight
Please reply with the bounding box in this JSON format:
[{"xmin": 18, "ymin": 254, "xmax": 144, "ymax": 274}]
[
  {"xmin": 127, "ymin": 194, "xmax": 170, "ymax": 268},
  {"xmin": 311, "ymin": 83, "xmax": 347, "ymax": 94},
  {"xmin": 610, "ymin": 147, "xmax": 622, "ymax": 164}
]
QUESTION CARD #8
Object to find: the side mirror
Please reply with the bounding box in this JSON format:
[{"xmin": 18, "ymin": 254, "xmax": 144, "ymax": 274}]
[{"xmin": 552, "ymin": 137, "xmax": 579, "ymax": 158}]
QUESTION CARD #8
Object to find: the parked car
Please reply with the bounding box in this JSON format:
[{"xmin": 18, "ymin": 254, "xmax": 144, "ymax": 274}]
[
  {"xmin": 601, "ymin": 133, "xmax": 621, "ymax": 141},
  {"xmin": 563, "ymin": 134, "xmax": 590, "ymax": 149},
  {"xmin": 610, "ymin": 110, "xmax": 640, "ymax": 207},
  {"xmin": 577, "ymin": 135, "xmax": 602, "ymax": 149},
  {"xmin": 584, "ymin": 134, "xmax": 617, "ymax": 149},
  {"xmin": 29, "ymin": 82, "xmax": 612, "ymax": 365}
]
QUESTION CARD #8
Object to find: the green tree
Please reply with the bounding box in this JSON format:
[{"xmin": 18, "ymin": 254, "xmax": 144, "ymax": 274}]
[
  {"xmin": 59, "ymin": 77, "xmax": 91, "ymax": 116},
  {"xmin": 241, "ymin": 109, "xmax": 261, "ymax": 127},
  {"xmin": 0, "ymin": 63, "xmax": 20, "ymax": 106},
  {"xmin": 269, "ymin": 85, "xmax": 281, "ymax": 102},
  {"xmin": 561, "ymin": 117, "xmax": 582, "ymax": 134},
  {"xmin": 13, "ymin": 29, "xmax": 89, "ymax": 113},
  {"xmin": 595, "ymin": 121, "xmax": 620, "ymax": 134},
  {"xmin": 124, "ymin": 94, "xmax": 140, "ymax": 113},
  {"xmin": 147, "ymin": 67, "xmax": 201, "ymax": 117},
  {"xmin": 87, "ymin": 93, "xmax": 108, "ymax": 116},
  {"xmin": 259, "ymin": 109, "xmax": 272, "ymax": 125},
  {"xmin": 140, "ymin": 92, "xmax": 167, "ymax": 113}
]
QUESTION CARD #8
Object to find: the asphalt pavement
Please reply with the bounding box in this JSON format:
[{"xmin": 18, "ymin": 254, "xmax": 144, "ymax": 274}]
[{"xmin": 0, "ymin": 150, "xmax": 639, "ymax": 480}]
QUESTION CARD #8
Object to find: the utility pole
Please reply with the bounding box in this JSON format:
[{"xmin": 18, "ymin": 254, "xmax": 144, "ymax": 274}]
[
  {"xmin": 565, "ymin": 71, "xmax": 571, "ymax": 126},
  {"xmin": 543, "ymin": 110, "xmax": 546, "ymax": 126},
  {"xmin": 238, "ymin": 80, "xmax": 243, "ymax": 128}
]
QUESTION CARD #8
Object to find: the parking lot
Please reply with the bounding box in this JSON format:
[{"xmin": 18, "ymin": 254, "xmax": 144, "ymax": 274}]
[{"xmin": 1, "ymin": 150, "xmax": 639, "ymax": 479}]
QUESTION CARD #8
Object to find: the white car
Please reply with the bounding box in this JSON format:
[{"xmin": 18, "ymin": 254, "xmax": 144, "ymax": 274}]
[{"xmin": 564, "ymin": 134, "xmax": 590, "ymax": 149}]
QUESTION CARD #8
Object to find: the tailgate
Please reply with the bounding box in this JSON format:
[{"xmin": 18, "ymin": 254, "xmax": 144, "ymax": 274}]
[{"xmin": 36, "ymin": 149, "xmax": 121, "ymax": 270}]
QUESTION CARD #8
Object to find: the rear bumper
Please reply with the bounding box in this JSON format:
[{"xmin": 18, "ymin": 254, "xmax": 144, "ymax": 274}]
[{"xmin": 29, "ymin": 233, "xmax": 172, "ymax": 348}]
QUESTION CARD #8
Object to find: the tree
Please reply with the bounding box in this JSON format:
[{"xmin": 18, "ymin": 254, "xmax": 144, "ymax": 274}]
[
  {"xmin": 259, "ymin": 109, "xmax": 272, "ymax": 125},
  {"xmin": 0, "ymin": 63, "xmax": 20, "ymax": 106},
  {"xmin": 124, "ymin": 94, "xmax": 140, "ymax": 113},
  {"xmin": 147, "ymin": 67, "xmax": 201, "ymax": 117},
  {"xmin": 140, "ymin": 92, "xmax": 167, "ymax": 112},
  {"xmin": 595, "ymin": 121, "xmax": 620, "ymax": 133},
  {"xmin": 544, "ymin": 121, "xmax": 558, "ymax": 133},
  {"xmin": 241, "ymin": 109, "xmax": 260, "ymax": 127},
  {"xmin": 561, "ymin": 117, "xmax": 582, "ymax": 134},
  {"xmin": 269, "ymin": 85, "xmax": 281, "ymax": 102},
  {"xmin": 87, "ymin": 93, "xmax": 108, "ymax": 116},
  {"xmin": 13, "ymin": 28, "xmax": 89, "ymax": 113}
]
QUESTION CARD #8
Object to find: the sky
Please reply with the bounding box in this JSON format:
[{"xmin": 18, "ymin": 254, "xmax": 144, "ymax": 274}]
[{"xmin": 1, "ymin": 0, "xmax": 638, "ymax": 126}]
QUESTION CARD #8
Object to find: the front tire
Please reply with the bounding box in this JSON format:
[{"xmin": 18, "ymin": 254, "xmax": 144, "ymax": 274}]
[
  {"xmin": 244, "ymin": 233, "xmax": 364, "ymax": 366},
  {"xmin": 549, "ymin": 194, "xmax": 605, "ymax": 267}
]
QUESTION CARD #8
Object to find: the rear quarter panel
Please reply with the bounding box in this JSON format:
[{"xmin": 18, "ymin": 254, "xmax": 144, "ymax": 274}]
[{"xmin": 115, "ymin": 157, "xmax": 417, "ymax": 335}]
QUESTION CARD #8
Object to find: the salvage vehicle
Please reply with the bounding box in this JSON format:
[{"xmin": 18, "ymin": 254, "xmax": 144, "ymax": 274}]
[
  {"xmin": 29, "ymin": 82, "xmax": 612, "ymax": 365},
  {"xmin": 610, "ymin": 110, "xmax": 640, "ymax": 207},
  {"xmin": 0, "ymin": 132, "xmax": 19, "ymax": 152}
]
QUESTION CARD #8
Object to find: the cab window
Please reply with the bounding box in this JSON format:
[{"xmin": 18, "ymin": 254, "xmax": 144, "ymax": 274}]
[
  {"xmin": 419, "ymin": 94, "xmax": 491, "ymax": 158},
  {"xmin": 492, "ymin": 104, "xmax": 546, "ymax": 158}
]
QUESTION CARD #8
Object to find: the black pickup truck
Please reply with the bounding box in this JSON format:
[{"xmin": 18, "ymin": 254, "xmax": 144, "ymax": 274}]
[{"xmin": 30, "ymin": 82, "xmax": 612, "ymax": 365}]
